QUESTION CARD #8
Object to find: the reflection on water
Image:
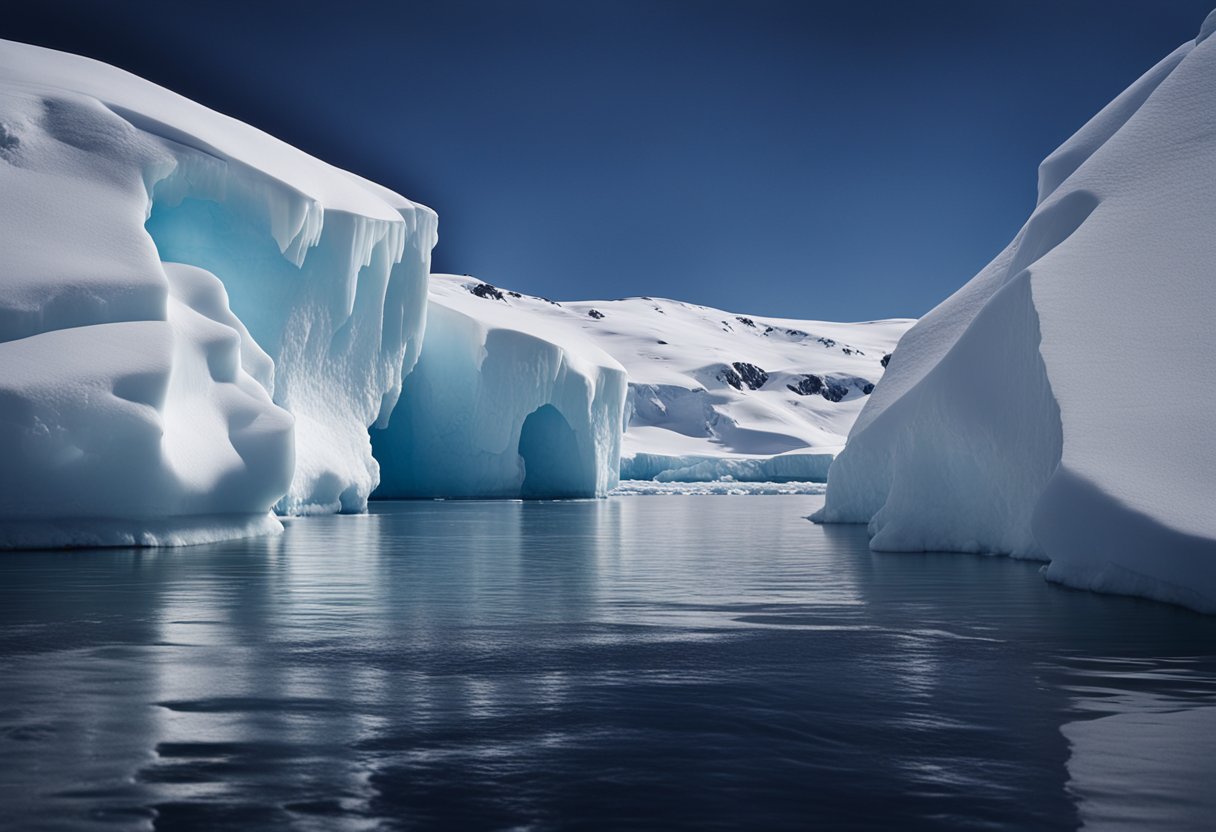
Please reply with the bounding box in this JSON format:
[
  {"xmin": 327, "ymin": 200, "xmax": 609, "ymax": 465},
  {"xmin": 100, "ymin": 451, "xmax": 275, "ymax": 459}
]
[{"xmin": 1, "ymin": 496, "xmax": 1214, "ymax": 830}]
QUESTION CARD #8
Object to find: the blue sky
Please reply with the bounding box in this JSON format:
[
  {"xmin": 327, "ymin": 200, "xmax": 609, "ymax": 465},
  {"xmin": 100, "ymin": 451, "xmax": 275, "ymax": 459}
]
[{"xmin": 10, "ymin": 0, "xmax": 1213, "ymax": 319}]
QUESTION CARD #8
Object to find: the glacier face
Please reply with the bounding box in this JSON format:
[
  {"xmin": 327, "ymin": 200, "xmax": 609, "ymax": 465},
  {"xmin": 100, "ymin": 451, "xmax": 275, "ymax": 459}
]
[
  {"xmin": 0, "ymin": 39, "xmax": 434, "ymax": 542},
  {"xmin": 816, "ymin": 22, "xmax": 1216, "ymax": 611},
  {"xmin": 145, "ymin": 182, "xmax": 435, "ymax": 515},
  {"xmin": 371, "ymin": 276, "xmax": 627, "ymax": 499},
  {"xmin": 407, "ymin": 277, "xmax": 910, "ymax": 484},
  {"xmin": 374, "ymin": 276, "xmax": 908, "ymax": 493}
]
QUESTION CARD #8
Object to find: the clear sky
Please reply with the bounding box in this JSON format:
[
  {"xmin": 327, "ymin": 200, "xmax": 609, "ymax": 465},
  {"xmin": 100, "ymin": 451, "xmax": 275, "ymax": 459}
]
[{"xmin": 8, "ymin": 1, "xmax": 1213, "ymax": 319}]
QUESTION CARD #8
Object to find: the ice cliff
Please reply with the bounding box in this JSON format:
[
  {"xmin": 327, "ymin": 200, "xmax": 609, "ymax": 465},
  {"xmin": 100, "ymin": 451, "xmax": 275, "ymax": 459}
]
[
  {"xmin": 0, "ymin": 39, "xmax": 435, "ymax": 544},
  {"xmin": 815, "ymin": 14, "xmax": 1216, "ymax": 612},
  {"xmin": 381, "ymin": 276, "xmax": 910, "ymax": 489},
  {"xmin": 371, "ymin": 276, "xmax": 626, "ymax": 498}
]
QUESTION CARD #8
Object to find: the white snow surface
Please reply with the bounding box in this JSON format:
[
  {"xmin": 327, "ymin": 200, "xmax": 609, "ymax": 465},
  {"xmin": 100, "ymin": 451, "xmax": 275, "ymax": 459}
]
[
  {"xmin": 0, "ymin": 39, "xmax": 435, "ymax": 543},
  {"xmin": 404, "ymin": 276, "xmax": 911, "ymax": 485},
  {"xmin": 815, "ymin": 17, "xmax": 1216, "ymax": 612},
  {"xmin": 371, "ymin": 276, "xmax": 626, "ymax": 499}
]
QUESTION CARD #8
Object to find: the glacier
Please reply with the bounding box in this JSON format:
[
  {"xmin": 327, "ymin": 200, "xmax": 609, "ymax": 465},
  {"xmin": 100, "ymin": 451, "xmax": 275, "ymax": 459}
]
[
  {"xmin": 398, "ymin": 277, "xmax": 910, "ymax": 486},
  {"xmin": 371, "ymin": 275, "xmax": 627, "ymax": 499},
  {"xmin": 815, "ymin": 14, "xmax": 1216, "ymax": 612},
  {"xmin": 0, "ymin": 39, "xmax": 435, "ymax": 543}
]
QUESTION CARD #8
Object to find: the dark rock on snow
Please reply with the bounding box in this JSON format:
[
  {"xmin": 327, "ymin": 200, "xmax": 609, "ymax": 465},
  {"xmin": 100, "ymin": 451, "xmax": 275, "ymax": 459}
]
[
  {"xmin": 821, "ymin": 380, "xmax": 850, "ymax": 402},
  {"xmin": 470, "ymin": 282, "xmax": 505, "ymax": 301},
  {"xmin": 719, "ymin": 361, "xmax": 767, "ymax": 390},
  {"xmin": 786, "ymin": 374, "xmax": 824, "ymax": 396}
]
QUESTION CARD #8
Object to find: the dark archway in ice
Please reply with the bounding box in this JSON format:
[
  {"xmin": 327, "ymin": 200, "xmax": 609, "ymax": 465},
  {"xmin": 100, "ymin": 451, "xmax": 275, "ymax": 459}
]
[{"xmin": 518, "ymin": 405, "xmax": 591, "ymax": 499}]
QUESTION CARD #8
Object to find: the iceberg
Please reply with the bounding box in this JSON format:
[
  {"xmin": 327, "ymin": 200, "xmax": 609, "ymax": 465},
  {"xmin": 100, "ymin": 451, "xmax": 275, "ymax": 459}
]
[
  {"xmin": 371, "ymin": 275, "xmax": 626, "ymax": 498},
  {"xmin": 815, "ymin": 13, "xmax": 1216, "ymax": 612},
  {"xmin": 0, "ymin": 39, "xmax": 434, "ymax": 543}
]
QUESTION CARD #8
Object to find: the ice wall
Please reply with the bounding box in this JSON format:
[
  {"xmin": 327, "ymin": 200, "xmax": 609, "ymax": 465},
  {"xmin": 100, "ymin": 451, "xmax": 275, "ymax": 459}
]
[
  {"xmin": 371, "ymin": 277, "xmax": 626, "ymax": 499},
  {"xmin": 621, "ymin": 451, "xmax": 833, "ymax": 483},
  {"xmin": 145, "ymin": 175, "xmax": 435, "ymax": 514},
  {"xmin": 0, "ymin": 83, "xmax": 293, "ymax": 545},
  {"xmin": 816, "ymin": 20, "xmax": 1216, "ymax": 611},
  {"xmin": 0, "ymin": 40, "xmax": 436, "ymax": 534}
]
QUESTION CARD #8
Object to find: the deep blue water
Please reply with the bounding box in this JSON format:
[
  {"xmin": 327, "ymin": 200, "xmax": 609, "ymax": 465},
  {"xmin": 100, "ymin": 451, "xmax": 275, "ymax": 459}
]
[{"xmin": 2, "ymin": 496, "xmax": 1215, "ymax": 831}]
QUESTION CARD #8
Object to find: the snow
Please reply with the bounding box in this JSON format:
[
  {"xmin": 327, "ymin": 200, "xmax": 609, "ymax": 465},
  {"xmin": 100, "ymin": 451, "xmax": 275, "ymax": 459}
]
[
  {"xmin": 815, "ymin": 17, "xmax": 1216, "ymax": 612},
  {"xmin": 0, "ymin": 78, "xmax": 292, "ymax": 546},
  {"xmin": 0, "ymin": 259, "xmax": 292, "ymax": 547},
  {"xmin": 371, "ymin": 276, "xmax": 627, "ymax": 498},
  {"xmin": 0, "ymin": 39, "xmax": 435, "ymax": 543},
  {"xmin": 407, "ymin": 276, "xmax": 911, "ymax": 486}
]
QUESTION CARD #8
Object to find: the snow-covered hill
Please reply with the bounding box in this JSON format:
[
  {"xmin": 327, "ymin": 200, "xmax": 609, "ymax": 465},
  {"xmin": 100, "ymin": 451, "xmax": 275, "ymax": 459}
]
[
  {"xmin": 398, "ymin": 275, "xmax": 911, "ymax": 485},
  {"xmin": 815, "ymin": 12, "xmax": 1216, "ymax": 612}
]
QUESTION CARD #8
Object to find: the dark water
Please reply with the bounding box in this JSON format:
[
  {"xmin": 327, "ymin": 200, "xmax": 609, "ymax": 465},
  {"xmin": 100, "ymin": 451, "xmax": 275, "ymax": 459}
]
[{"xmin": 2, "ymin": 496, "xmax": 1215, "ymax": 831}]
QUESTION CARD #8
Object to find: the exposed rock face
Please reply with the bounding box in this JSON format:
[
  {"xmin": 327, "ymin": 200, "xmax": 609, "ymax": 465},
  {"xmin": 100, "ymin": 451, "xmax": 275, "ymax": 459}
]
[
  {"xmin": 470, "ymin": 282, "xmax": 506, "ymax": 301},
  {"xmin": 786, "ymin": 373, "xmax": 864, "ymax": 402},
  {"xmin": 786, "ymin": 374, "xmax": 824, "ymax": 397},
  {"xmin": 720, "ymin": 361, "xmax": 769, "ymax": 390},
  {"xmin": 821, "ymin": 380, "xmax": 850, "ymax": 402}
]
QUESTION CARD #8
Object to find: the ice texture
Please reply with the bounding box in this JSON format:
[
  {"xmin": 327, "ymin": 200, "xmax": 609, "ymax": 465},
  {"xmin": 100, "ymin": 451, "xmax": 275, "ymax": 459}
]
[
  {"xmin": 612, "ymin": 480, "xmax": 827, "ymax": 496},
  {"xmin": 815, "ymin": 18, "xmax": 1216, "ymax": 612},
  {"xmin": 371, "ymin": 276, "xmax": 626, "ymax": 498},
  {"xmin": 621, "ymin": 451, "xmax": 833, "ymax": 483},
  {"xmin": 0, "ymin": 39, "xmax": 434, "ymax": 543}
]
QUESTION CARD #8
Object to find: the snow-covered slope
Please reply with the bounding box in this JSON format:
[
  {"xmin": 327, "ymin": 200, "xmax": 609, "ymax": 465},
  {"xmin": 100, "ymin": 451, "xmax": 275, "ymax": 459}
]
[
  {"xmin": 0, "ymin": 39, "xmax": 434, "ymax": 543},
  {"xmin": 392, "ymin": 275, "xmax": 911, "ymax": 486},
  {"xmin": 371, "ymin": 277, "xmax": 626, "ymax": 499},
  {"xmin": 815, "ymin": 13, "xmax": 1216, "ymax": 612}
]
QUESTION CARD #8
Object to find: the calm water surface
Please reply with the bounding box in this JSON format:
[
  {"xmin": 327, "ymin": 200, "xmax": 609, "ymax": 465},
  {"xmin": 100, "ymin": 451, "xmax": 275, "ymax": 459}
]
[{"xmin": 1, "ymin": 496, "xmax": 1215, "ymax": 830}]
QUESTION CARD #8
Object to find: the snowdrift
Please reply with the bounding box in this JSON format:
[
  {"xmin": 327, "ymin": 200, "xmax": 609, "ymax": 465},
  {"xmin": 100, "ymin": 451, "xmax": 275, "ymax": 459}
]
[
  {"xmin": 816, "ymin": 14, "xmax": 1216, "ymax": 612},
  {"xmin": 371, "ymin": 276, "xmax": 626, "ymax": 498},
  {"xmin": 0, "ymin": 39, "xmax": 434, "ymax": 543}
]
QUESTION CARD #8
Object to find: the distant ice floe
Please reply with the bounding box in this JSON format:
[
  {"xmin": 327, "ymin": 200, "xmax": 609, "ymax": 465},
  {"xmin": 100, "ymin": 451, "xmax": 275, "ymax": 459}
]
[{"xmin": 612, "ymin": 480, "xmax": 827, "ymax": 496}]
